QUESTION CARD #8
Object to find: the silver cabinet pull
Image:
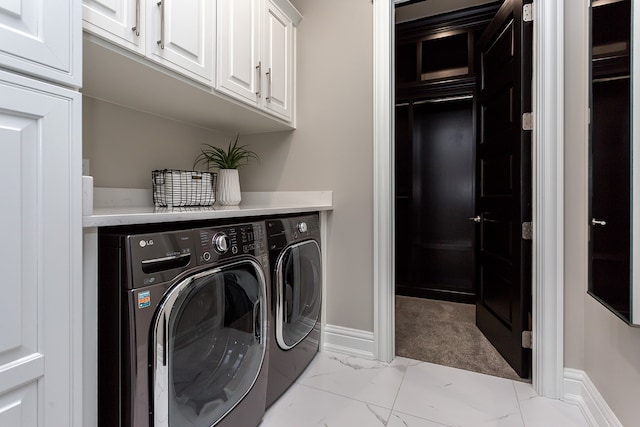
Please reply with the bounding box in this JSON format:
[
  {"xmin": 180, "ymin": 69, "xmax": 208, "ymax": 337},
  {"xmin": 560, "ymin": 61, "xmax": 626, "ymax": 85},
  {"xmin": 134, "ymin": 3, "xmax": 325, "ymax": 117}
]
[
  {"xmin": 469, "ymin": 216, "xmax": 481, "ymax": 223},
  {"xmin": 157, "ymin": 1, "xmax": 165, "ymax": 49},
  {"xmin": 256, "ymin": 61, "xmax": 262, "ymax": 98},
  {"xmin": 132, "ymin": 0, "xmax": 141, "ymax": 36},
  {"xmin": 266, "ymin": 67, "xmax": 272, "ymax": 102},
  {"xmin": 592, "ymin": 218, "xmax": 607, "ymax": 226}
]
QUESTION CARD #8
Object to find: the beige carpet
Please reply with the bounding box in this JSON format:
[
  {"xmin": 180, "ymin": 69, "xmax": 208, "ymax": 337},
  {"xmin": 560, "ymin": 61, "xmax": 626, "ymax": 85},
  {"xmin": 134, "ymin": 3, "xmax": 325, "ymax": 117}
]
[{"xmin": 395, "ymin": 296, "xmax": 527, "ymax": 382}]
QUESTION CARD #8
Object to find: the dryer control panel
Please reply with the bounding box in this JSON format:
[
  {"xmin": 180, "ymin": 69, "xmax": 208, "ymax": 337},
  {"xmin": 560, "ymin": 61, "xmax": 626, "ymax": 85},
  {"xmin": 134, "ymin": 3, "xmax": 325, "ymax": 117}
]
[{"xmin": 196, "ymin": 222, "xmax": 267, "ymax": 264}]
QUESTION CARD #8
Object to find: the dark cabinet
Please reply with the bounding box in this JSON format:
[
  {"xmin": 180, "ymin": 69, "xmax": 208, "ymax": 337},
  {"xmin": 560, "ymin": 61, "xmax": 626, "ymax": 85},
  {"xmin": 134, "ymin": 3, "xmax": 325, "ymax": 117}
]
[
  {"xmin": 395, "ymin": 3, "xmax": 499, "ymax": 98},
  {"xmin": 588, "ymin": 0, "xmax": 633, "ymax": 322},
  {"xmin": 394, "ymin": 3, "xmax": 500, "ymax": 303}
]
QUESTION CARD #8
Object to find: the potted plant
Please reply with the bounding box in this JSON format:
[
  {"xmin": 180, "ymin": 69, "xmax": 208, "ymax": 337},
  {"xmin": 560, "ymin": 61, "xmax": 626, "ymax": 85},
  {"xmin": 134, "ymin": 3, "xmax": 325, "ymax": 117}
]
[{"xmin": 194, "ymin": 134, "xmax": 260, "ymax": 206}]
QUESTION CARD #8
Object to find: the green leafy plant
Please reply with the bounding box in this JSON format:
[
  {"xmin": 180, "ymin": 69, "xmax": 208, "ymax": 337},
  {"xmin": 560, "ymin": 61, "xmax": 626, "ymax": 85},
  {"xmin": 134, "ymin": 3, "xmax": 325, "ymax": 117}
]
[{"xmin": 193, "ymin": 134, "xmax": 260, "ymax": 170}]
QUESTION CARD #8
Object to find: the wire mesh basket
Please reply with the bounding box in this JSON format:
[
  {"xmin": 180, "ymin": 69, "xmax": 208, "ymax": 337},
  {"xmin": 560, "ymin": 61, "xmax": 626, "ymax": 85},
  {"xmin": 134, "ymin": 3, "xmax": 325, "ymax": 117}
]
[{"xmin": 152, "ymin": 169, "xmax": 217, "ymax": 207}]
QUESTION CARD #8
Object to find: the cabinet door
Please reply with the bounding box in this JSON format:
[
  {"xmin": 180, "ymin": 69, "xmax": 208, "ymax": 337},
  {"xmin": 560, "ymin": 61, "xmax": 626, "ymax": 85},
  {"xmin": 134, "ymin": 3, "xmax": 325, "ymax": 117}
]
[
  {"xmin": 146, "ymin": 0, "xmax": 214, "ymax": 85},
  {"xmin": 83, "ymin": 0, "xmax": 145, "ymax": 55},
  {"xmin": 216, "ymin": 0, "xmax": 261, "ymax": 105},
  {"xmin": 0, "ymin": 0, "xmax": 81, "ymax": 87},
  {"xmin": 0, "ymin": 71, "xmax": 82, "ymax": 427},
  {"xmin": 263, "ymin": 0, "xmax": 293, "ymax": 120}
]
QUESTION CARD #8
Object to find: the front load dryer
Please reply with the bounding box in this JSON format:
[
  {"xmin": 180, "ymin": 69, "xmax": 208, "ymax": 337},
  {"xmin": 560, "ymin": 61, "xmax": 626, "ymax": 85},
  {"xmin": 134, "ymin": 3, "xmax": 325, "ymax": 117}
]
[{"xmin": 265, "ymin": 213, "xmax": 322, "ymax": 407}]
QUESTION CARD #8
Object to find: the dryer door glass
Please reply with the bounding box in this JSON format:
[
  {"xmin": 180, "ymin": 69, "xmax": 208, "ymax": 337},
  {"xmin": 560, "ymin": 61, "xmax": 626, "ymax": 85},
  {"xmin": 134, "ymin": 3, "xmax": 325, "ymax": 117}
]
[
  {"xmin": 276, "ymin": 240, "xmax": 322, "ymax": 349},
  {"xmin": 151, "ymin": 260, "xmax": 267, "ymax": 427}
]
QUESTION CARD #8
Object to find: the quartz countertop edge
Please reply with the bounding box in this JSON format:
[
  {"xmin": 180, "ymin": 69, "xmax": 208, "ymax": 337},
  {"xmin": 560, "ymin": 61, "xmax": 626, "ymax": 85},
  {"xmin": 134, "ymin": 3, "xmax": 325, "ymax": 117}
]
[{"xmin": 83, "ymin": 189, "xmax": 333, "ymax": 228}]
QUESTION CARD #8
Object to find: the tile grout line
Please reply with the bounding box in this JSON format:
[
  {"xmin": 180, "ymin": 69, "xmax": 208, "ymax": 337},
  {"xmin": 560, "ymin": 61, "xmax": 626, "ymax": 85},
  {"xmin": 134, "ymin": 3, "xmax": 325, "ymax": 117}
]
[
  {"xmin": 293, "ymin": 381, "xmax": 396, "ymax": 414},
  {"xmin": 383, "ymin": 359, "xmax": 411, "ymax": 425},
  {"xmin": 511, "ymin": 380, "xmax": 527, "ymax": 426},
  {"xmin": 384, "ymin": 360, "xmax": 457, "ymax": 427}
]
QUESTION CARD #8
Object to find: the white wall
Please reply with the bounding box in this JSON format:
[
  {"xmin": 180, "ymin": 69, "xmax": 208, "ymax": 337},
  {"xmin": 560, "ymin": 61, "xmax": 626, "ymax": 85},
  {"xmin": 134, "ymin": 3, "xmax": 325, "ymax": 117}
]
[
  {"xmin": 564, "ymin": 1, "xmax": 640, "ymax": 425},
  {"xmin": 83, "ymin": 96, "xmax": 231, "ymax": 189},
  {"xmin": 563, "ymin": 0, "xmax": 587, "ymax": 372},
  {"xmin": 240, "ymin": 0, "xmax": 375, "ymax": 331}
]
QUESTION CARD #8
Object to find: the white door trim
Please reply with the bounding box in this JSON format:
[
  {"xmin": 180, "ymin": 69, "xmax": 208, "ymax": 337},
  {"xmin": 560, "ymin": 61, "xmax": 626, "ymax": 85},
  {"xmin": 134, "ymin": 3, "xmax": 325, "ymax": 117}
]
[
  {"xmin": 531, "ymin": 0, "xmax": 565, "ymax": 398},
  {"xmin": 372, "ymin": 0, "xmax": 565, "ymax": 398},
  {"xmin": 373, "ymin": 0, "xmax": 395, "ymax": 364}
]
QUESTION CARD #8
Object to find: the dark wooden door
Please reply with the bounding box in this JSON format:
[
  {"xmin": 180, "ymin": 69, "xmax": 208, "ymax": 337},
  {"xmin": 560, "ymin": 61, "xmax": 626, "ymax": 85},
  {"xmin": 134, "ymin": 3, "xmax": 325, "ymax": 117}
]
[{"xmin": 474, "ymin": 0, "xmax": 532, "ymax": 378}]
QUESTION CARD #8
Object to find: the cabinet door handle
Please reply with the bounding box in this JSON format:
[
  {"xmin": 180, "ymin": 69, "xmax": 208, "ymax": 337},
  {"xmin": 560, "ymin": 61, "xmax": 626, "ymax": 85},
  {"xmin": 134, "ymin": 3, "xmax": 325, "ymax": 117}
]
[
  {"xmin": 156, "ymin": 1, "xmax": 165, "ymax": 49},
  {"xmin": 266, "ymin": 67, "xmax": 272, "ymax": 102},
  {"xmin": 592, "ymin": 218, "xmax": 607, "ymax": 226},
  {"xmin": 132, "ymin": 0, "xmax": 141, "ymax": 36},
  {"xmin": 256, "ymin": 61, "xmax": 262, "ymax": 98},
  {"xmin": 469, "ymin": 216, "xmax": 481, "ymax": 223}
]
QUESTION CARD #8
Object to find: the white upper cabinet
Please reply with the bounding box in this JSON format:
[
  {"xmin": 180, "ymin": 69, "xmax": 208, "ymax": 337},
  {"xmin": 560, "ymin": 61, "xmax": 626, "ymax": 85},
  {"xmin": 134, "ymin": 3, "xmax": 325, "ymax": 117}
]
[
  {"xmin": 216, "ymin": 0, "xmax": 261, "ymax": 105},
  {"xmin": 146, "ymin": 0, "xmax": 214, "ymax": 85},
  {"xmin": 263, "ymin": 0, "xmax": 293, "ymax": 120},
  {"xmin": 82, "ymin": 0, "xmax": 300, "ymax": 129},
  {"xmin": 84, "ymin": 0, "xmax": 214, "ymax": 85},
  {"xmin": 0, "ymin": 0, "xmax": 81, "ymax": 87},
  {"xmin": 217, "ymin": 0, "xmax": 300, "ymax": 122},
  {"xmin": 83, "ymin": 0, "xmax": 145, "ymax": 55}
]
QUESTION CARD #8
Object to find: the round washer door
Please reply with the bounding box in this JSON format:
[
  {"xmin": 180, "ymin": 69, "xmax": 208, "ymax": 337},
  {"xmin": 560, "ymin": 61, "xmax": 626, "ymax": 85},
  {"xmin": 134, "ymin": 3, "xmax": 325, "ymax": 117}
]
[
  {"xmin": 151, "ymin": 259, "xmax": 267, "ymax": 427},
  {"xmin": 275, "ymin": 240, "xmax": 322, "ymax": 350}
]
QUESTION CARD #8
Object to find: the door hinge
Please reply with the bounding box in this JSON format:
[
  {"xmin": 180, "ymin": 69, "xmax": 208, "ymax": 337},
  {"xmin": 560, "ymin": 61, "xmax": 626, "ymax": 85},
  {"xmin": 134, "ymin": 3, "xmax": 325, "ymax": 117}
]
[
  {"xmin": 522, "ymin": 112, "xmax": 533, "ymax": 131},
  {"xmin": 523, "ymin": 3, "xmax": 534, "ymax": 22},
  {"xmin": 522, "ymin": 222, "xmax": 533, "ymax": 240},
  {"xmin": 522, "ymin": 330, "xmax": 533, "ymax": 349}
]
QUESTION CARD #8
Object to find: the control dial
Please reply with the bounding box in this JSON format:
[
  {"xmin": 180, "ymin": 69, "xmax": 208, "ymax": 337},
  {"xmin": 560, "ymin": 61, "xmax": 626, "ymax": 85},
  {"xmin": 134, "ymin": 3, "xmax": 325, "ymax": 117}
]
[
  {"xmin": 212, "ymin": 232, "xmax": 230, "ymax": 254},
  {"xmin": 297, "ymin": 221, "xmax": 308, "ymax": 233}
]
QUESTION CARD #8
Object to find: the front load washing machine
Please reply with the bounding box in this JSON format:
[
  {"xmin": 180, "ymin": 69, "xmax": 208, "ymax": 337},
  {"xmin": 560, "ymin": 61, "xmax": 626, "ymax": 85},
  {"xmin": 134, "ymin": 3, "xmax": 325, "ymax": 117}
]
[
  {"xmin": 265, "ymin": 213, "xmax": 322, "ymax": 407},
  {"xmin": 98, "ymin": 221, "xmax": 270, "ymax": 427}
]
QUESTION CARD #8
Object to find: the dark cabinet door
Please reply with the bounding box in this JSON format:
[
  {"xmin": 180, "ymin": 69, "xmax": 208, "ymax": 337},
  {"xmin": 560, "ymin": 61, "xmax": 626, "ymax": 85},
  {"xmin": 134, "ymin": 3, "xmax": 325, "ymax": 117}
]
[
  {"xmin": 474, "ymin": 0, "xmax": 532, "ymax": 378},
  {"xmin": 588, "ymin": 0, "xmax": 631, "ymax": 321}
]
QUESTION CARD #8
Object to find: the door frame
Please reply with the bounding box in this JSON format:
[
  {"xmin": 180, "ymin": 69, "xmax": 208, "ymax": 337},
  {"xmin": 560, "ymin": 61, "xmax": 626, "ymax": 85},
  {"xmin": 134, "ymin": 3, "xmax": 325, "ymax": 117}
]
[{"xmin": 373, "ymin": 0, "xmax": 565, "ymax": 398}]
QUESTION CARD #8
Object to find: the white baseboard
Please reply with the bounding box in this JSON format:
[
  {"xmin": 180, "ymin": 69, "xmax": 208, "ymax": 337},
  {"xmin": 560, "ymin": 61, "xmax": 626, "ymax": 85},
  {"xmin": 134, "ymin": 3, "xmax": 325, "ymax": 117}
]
[
  {"xmin": 322, "ymin": 324, "xmax": 375, "ymax": 360},
  {"xmin": 564, "ymin": 369, "xmax": 623, "ymax": 427}
]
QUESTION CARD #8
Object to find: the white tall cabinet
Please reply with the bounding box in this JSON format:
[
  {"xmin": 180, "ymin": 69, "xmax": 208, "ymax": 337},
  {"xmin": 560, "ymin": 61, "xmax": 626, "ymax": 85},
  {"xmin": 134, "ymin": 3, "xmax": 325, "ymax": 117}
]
[{"xmin": 0, "ymin": 1, "xmax": 82, "ymax": 426}]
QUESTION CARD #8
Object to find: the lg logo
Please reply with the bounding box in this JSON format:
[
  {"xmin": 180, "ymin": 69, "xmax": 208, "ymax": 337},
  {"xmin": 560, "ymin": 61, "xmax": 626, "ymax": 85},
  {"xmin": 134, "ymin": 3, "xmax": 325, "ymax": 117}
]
[{"xmin": 139, "ymin": 239, "xmax": 154, "ymax": 248}]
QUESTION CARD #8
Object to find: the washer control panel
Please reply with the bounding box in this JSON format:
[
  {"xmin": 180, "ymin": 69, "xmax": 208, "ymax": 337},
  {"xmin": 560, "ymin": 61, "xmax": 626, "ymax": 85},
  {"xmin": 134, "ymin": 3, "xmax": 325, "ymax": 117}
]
[
  {"xmin": 212, "ymin": 232, "xmax": 230, "ymax": 254},
  {"xmin": 196, "ymin": 222, "xmax": 266, "ymax": 264}
]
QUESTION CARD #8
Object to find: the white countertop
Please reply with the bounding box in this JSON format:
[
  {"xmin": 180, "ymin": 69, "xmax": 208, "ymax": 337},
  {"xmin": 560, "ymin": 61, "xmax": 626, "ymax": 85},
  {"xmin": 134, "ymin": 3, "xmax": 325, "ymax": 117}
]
[{"xmin": 83, "ymin": 189, "xmax": 333, "ymax": 227}]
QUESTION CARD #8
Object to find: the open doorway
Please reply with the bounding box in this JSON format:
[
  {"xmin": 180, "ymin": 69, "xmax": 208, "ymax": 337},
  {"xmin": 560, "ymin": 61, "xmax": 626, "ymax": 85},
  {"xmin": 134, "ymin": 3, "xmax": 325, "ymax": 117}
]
[{"xmin": 393, "ymin": 0, "xmax": 532, "ymax": 381}]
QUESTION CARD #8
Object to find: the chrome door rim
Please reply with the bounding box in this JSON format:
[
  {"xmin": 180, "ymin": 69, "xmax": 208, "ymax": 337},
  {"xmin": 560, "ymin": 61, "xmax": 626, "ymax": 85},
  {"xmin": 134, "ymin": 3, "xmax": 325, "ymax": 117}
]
[
  {"xmin": 150, "ymin": 258, "xmax": 267, "ymax": 427},
  {"xmin": 274, "ymin": 239, "xmax": 321, "ymax": 350}
]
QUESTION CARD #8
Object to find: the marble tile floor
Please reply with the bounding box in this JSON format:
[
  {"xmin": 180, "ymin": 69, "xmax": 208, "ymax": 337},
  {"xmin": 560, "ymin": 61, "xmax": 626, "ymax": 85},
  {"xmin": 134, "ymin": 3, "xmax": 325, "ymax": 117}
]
[{"xmin": 260, "ymin": 351, "xmax": 589, "ymax": 427}]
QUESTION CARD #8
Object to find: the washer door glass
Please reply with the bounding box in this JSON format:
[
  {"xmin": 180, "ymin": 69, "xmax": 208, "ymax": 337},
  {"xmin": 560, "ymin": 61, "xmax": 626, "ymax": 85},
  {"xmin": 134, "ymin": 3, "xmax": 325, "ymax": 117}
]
[
  {"xmin": 276, "ymin": 240, "xmax": 322, "ymax": 349},
  {"xmin": 151, "ymin": 260, "xmax": 266, "ymax": 427}
]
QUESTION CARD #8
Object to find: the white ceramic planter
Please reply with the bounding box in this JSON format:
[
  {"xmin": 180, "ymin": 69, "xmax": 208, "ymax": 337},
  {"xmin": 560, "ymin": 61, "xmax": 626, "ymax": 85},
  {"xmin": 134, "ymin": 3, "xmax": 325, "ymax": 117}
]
[{"xmin": 217, "ymin": 169, "xmax": 242, "ymax": 206}]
